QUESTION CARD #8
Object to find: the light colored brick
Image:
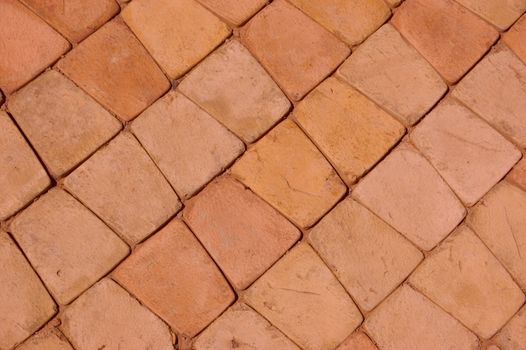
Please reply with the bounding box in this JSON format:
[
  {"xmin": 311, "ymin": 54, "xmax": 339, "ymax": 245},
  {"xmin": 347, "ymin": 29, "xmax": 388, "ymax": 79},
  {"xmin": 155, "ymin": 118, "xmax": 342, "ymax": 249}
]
[
  {"xmin": 493, "ymin": 306, "xmax": 526, "ymax": 350},
  {"xmin": 16, "ymin": 328, "xmax": 73, "ymax": 350},
  {"xmin": 196, "ymin": 0, "xmax": 266, "ymax": 26},
  {"xmin": 454, "ymin": 0, "xmax": 526, "ymax": 30},
  {"xmin": 337, "ymin": 332, "xmax": 378, "ymax": 350},
  {"xmin": 504, "ymin": 14, "xmax": 526, "ymax": 64}
]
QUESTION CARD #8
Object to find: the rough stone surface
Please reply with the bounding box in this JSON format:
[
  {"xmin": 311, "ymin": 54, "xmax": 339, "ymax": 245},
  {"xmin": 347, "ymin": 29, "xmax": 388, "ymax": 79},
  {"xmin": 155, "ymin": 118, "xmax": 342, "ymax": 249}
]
[
  {"xmin": 231, "ymin": 119, "xmax": 346, "ymax": 228},
  {"xmin": 178, "ymin": 40, "xmax": 290, "ymax": 143},
  {"xmin": 294, "ymin": 77, "xmax": 405, "ymax": 185},
  {"xmin": 508, "ymin": 158, "xmax": 526, "ymax": 191},
  {"xmin": 183, "ymin": 176, "xmax": 300, "ymax": 290},
  {"xmin": 63, "ymin": 133, "xmax": 181, "ymax": 245},
  {"xmin": 16, "ymin": 328, "xmax": 74, "ymax": 350},
  {"xmin": 240, "ymin": 0, "xmax": 349, "ymax": 101},
  {"xmin": 337, "ymin": 332, "xmax": 378, "ymax": 350},
  {"xmin": 454, "ymin": 0, "xmax": 526, "ymax": 30},
  {"xmin": 8, "ymin": 70, "xmax": 121, "ymax": 177},
  {"xmin": 196, "ymin": 0, "xmax": 266, "ymax": 25},
  {"xmin": 504, "ymin": 14, "xmax": 526, "ymax": 64},
  {"xmin": 245, "ymin": 243, "xmax": 363, "ymax": 350},
  {"xmin": 493, "ymin": 306, "xmax": 526, "ymax": 350}
]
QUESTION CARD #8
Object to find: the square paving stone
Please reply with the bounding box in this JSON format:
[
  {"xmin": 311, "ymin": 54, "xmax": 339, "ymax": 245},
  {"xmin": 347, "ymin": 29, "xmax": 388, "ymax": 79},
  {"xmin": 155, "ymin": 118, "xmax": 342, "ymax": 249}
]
[
  {"xmin": 196, "ymin": 0, "xmax": 266, "ymax": 26},
  {"xmin": 493, "ymin": 306, "xmax": 526, "ymax": 350},
  {"xmin": 336, "ymin": 24, "xmax": 447, "ymax": 126},
  {"xmin": 63, "ymin": 133, "xmax": 181, "ymax": 245},
  {"xmin": 467, "ymin": 181, "xmax": 526, "ymax": 290},
  {"xmin": 504, "ymin": 14, "xmax": 526, "ymax": 64},
  {"xmin": 308, "ymin": 198, "xmax": 423, "ymax": 311},
  {"xmin": 364, "ymin": 285, "xmax": 479, "ymax": 350},
  {"xmin": 452, "ymin": 45, "xmax": 526, "ymax": 149},
  {"xmin": 244, "ymin": 243, "xmax": 363, "ymax": 350},
  {"xmin": 294, "ymin": 77, "xmax": 405, "ymax": 185},
  {"xmin": 352, "ymin": 143, "xmax": 465, "ymax": 251},
  {"xmin": 409, "ymin": 226, "xmax": 525, "ymax": 339},
  {"xmin": 60, "ymin": 279, "xmax": 174, "ymax": 350},
  {"xmin": 122, "ymin": 0, "xmax": 230, "ymax": 79},
  {"xmin": 231, "ymin": 119, "xmax": 346, "ymax": 228},
  {"xmin": 113, "ymin": 219, "xmax": 235, "ymax": 337},
  {"xmin": 184, "ymin": 176, "xmax": 300, "ymax": 290},
  {"xmin": 0, "ymin": 0, "xmax": 70, "ymax": 93},
  {"xmin": 131, "ymin": 91, "xmax": 244, "ymax": 198},
  {"xmin": 0, "ymin": 232, "xmax": 56, "ymax": 350},
  {"xmin": 193, "ymin": 303, "xmax": 300, "ymax": 350},
  {"xmin": 0, "ymin": 111, "xmax": 50, "ymax": 220},
  {"xmin": 411, "ymin": 98, "xmax": 521, "ymax": 206},
  {"xmin": 10, "ymin": 188, "xmax": 129, "ymax": 305},
  {"xmin": 8, "ymin": 70, "xmax": 121, "ymax": 177},
  {"xmin": 16, "ymin": 327, "xmax": 73, "ymax": 350},
  {"xmin": 57, "ymin": 18, "xmax": 170, "ymax": 121},
  {"xmin": 392, "ymin": 0, "xmax": 498, "ymax": 83},
  {"xmin": 337, "ymin": 332, "xmax": 378, "ymax": 350},
  {"xmin": 508, "ymin": 158, "xmax": 526, "ymax": 191},
  {"xmin": 454, "ymin": 0, "xmax": 526, "ymax": 30},
  {"xmin": 178, "ymin": 40, "xmax": 290, "ymax": 143},
  {"xmin": 240, "ymin": 0, "xmax": 349, "ymax": 101}
]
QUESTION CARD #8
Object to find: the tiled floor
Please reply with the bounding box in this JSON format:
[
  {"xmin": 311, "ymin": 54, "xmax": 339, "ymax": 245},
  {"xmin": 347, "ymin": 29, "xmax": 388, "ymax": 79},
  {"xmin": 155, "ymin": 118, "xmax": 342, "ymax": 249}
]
[{"xmin": 1, "ymin": 0, "xmax": 525, "ymax": 349}]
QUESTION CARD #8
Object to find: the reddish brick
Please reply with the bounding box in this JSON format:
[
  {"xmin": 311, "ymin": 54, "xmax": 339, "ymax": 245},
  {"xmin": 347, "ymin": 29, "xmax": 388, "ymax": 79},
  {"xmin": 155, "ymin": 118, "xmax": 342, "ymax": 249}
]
[
  {"xmin": 197, "ymin": 0, "xmax": 266, "ymax": 26},
  {"xmin": 508, "ymin": 158, "xmax": 526, "ymax": 191},
  {"xmin": 454, "ymin": 0, "xmax": 526, "ymax": 30},
  {"xmin": 337, "ymin": 332, "xmax": 377, "ymax": 350},
  {"xmin": 493, "ymin": 306, "xmax": 526, "ymax": 350},
  {"xmin": 16, "ymin": 328, "xmax": 73, "ymax": 350},
  {"xmin": 504, "ymin": 14, "xmax": 526, "ymax": 64}
]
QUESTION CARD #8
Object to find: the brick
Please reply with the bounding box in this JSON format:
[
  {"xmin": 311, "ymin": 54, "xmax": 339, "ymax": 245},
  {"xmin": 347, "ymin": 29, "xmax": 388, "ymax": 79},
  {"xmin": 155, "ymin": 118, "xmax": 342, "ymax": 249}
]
[
  {"xmin": 231, "ymin": 119, "xmax": 346, "ymax": 228},
  {"xmin": 294, "ymin": 77, "xmax": 405, "ymax": 185},
  {"xmin": 454, "ymin": 0, "xmax": 526, "ymax": 30},
  {"xmin": 10, "ymin": 188, "xmax": 129, "ymax": 304},
  {"xmin": 131, "ymin": 91, "xmax": 244, "ymax": 198},
  {"xmin": 16, "ymin": 328, "xmax": 73, "ymax": 350},
  {"xmin": 467, "ymin": 181, "xmax": 526, "ymax": 289},
  {"xmin": 60, "ymin": 279, "xmax": 174, "ymax": 350},
  {"xmin": 113, "ymin": 219, "xmax": 234, "ymax": 337},
  {"xmin": 196, "ymin": 0, "xmax": 266, "ymax": 26},
  {"xmin": 122, "ymin": 0, "xmax": 230, "ymax": 79},
  {"xmin": 21, "ymin": 0, "xmax": 119, "ymax": 42},
  {"xmin": 0, "ymin": 0, "xmax": 69, "ymax": 93},
  {"xmin": 409, "ymin": 226, "xmax": 525, "ymax": 338},
  {"xmin": 336, "ymin": 24, "xmax": 447, "ymax": 125},
  {"xmin": 184, "ymin": 176, "xmax": 300, "ymax": 289},
  {"xmin": 384, "ymin": 0, "xmax": 402, "ymax": 6},
  {"xmin": 308, "ymin": 198, "xmax": 423, "ymax": 311},
  {"xmin": 178, "ymin": 40, "xmax": 290, "ymax": 143},
  {"xmin": 411, "ymin": 98, "xmax": 521, "ymax": 206},
  {"xmin": 287, "ymin": 0, "xmax": 390, "ymax": 45},
  {"xmin": 0, "ymin": 111, "xmax": 50, "ymax": 220},
  {"xmin": 508, "ymin": 158, "xmax": 526, "ymax": 191},
  {"xmin": 240, "ymin": 0, "xmax": 349, "ymax": 100},
  {"xmin": 353, "ymin": 143, "xmax": 465, "ymax": 251},
  {"xmin": 245, "ymin": 243, "xmax": 363, "ymax": 350},
  {"xmin": 193, "ymin": 303, "xmax": 300, "ymax": 350},
  {"xmin": 452, "ymin": 46, "xmax": 526, "ymax": 148},
  {"xmin": 57, "ymin": 18, "xmax": 169, "ymax": 121},
  {"xmin": 392, "ymin": 0, "xmax": 498, "ymax": 83},
  {"xmin": 493, "ymin": 306, "xmax": 526, "ymax": 350},
  {"xmin": 0, "ymin": 232, "xmax": 56, "ymax": 350},
  {"xmin": 8, "ymin": 70, "xmax": 121, "ymax": 177},
  {"xmin": 64, "ymin": 133, "xmax": 180, "ymax": 245},
  {"xmin": 337, "ymin": 332, "xmax": 377, "ymax": 350},
  {"xmin": 504, "ymin": 14, "xmax": 526, "ymax": 64},
  {"xmin": 364, "ymin": 285, "xmax": 479, "ymax": 350}
]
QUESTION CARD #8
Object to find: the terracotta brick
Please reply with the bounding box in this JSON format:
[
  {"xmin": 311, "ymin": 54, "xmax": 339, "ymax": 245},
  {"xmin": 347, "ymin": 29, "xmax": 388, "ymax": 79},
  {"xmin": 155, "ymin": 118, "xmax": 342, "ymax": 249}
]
[
  {"xmin": 0, "ymin": 0, "xmax": 69, "ymax": 94},
  {"xmin": 0, "ymin": 111, "xmax": 50, "ymax": 220},
  {"xmin": 308, "ymin": 198, "xmax": 423, "ymax": 311},
  {"xmin": 131, "ymin": 91, "xmax": 244, "ymax": 198},
  {"xmin": 452, "ymin": 46, "xmax": 526, "ymax": 148},
  {"xmin": 364, "ymin": 285, "xmax": 479, "ymax": 350},
  {"xmin": 60, "ymin": 279, "xmax": 174, "ymax": 350},
  {"xmin": 113, "ymin": 219, "xmax": 234, "ymax": 336},
  {"xmin": 454, "ymin": 0, "xmax": 526, "ymax": 30},
  {"xmin": 8, "ymin": 70, "xmax": 121, "ymax": 177},
  {"xmin": 196, "ymin": 0, "xmax": 266, "ymax": 26},
  {"xmin": 231, "ymin": 120, "xmax": 346, "ymax": 228},
  {"xmin": 184, "ymin": 177, "xmax": 300, "ymax": 289},
  {"xmin": 16, "ymin": 328, "xmax": 73, "ymax": 350},
  {"xmin": 0, "ymin": 232, "xmax": 56, "ymax": 350},
  {"xmin": 122, "ymin": 0, "xmax": 230, "ymax": 79},
  {"xmin": 63, "ymin": 133, "xmax": 180, "ymax": 245},
  {"xmin": 336, "ymin": 24, "xmax": 447, "ymax": 125},
  {"xmin": 411, "ymin": 98, "xmax": 521, "ymax": 206},
  {"xmin": 178, "ymin": 40, "xmax": 290, "ymax": 143},
  {"xmin": 508, "ymin": 158, "xmax": 526, "ymax": 191},
  {"xmin": 10, "ymin": 188, "xmax": 129, "ymax": 304},
  {"xmin": 337, "ymin": 332, "xmax": 377, "ymax": 350},
  {"xmin": 193, "ymin": 303, "xmax": 300, "ymax": 350},
  {"xmin": 409, "ymin": 226, "xmax": 525, "ymax": 338},
  {"xmin": 384, "ymin": 0, "xmax": 402, "ymax": 6},
  {"xmin": 245, "ymin": 243, "xmax": 363, "ymax": 350},
  {"xmin": 57, "ymin": 18, "xmax": 170, "ymax": 121},
  {"xmin": 392, "ymin": 0, "xmax": 498, "ymax": 83},
  {"xmin": 467, "ymin": 181, "xmax": 526, "ymax": 289},
  {"xmin": 21, "ymin": 0, "xmax": 119, "ymax": 43},
  {"xmin": 353, "ymin": 143, "xmax": 465, "ymax": 250},
  {"xmin": 240, "ymin": 0, "xmax": 349, "ymax": 101},
  {"xmin": 294, "ymin": 77, "xmax": 405, "ymax": 185},
  {"xmin": 287, "ymin": 0, "xmax": 390, "ymax": 45},
  {"xmin": 504, "ymin": 14, "xmax": 526, "ymax": 64},
  {"xmin": 493, "ymin": 306, "xmax": 526, "ymax": 350}
]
